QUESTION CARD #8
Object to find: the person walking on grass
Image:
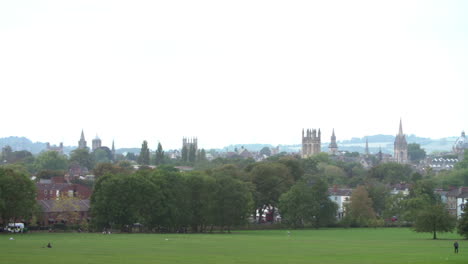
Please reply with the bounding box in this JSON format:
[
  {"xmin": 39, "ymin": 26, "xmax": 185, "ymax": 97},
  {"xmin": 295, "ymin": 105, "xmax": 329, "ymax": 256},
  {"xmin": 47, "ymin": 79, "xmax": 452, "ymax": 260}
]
[{"xmin": 454, "ymin": 241, "xmax": 459, "ymax": 254}]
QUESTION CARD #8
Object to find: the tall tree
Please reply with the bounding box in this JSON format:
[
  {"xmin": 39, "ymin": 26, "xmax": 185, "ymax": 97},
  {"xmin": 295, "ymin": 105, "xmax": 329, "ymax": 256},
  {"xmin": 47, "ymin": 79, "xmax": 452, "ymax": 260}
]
[
  {"xmin": 368, "ymin": 163, "xmax": 412, "ymax": 184},
  {"xmin": 211, "ymin": 171, "xmax": 253, "ymax": 232},
  {"xmin": 249, "ymin": 162, "xmax": 294, "ymax": 223},
  {"xmin": 345, "ymin": 185, "xmax": 376, "ymax": 226},
  {"xmin": 155, "ymin": 142, "xmax": 165, "ymax": 166},
  {"xmin": 413, "ymin": 203, "xmax": 456, "ymax": 239},
  {"xmin": 34, "ymin": 151, "xmax": 68, "ymax": 172},
  {"xmin": 279, "ymin": 177, "xmax": 337, "ymax": 228},
  {"xmin": 457, "ymin": 203, "xmax": 468, "ymax": 239},
  {"xmin": 403, "ymin": 180, "xmax": 440, "ymax": 222},
  {"xmin": 0, "ymin": 167, "xmax": 36, "ymax": 224},
  {"xmin": 138, "ymin": 140, "xmax": 150, "ymax": 166},
  {"xmin": 69, "ymin": 148, "xmax": 94, "ymax": 170},
  {"xmin": 407, "ymin": 143, "xmax": 426, "ymax": 163}
]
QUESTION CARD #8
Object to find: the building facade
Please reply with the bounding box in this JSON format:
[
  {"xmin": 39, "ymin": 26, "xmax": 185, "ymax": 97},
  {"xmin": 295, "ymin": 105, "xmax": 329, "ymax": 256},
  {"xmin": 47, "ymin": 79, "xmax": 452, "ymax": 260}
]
[{"xmin": 302, "ymin": 128, "xmax": 321, "ymax": 158}]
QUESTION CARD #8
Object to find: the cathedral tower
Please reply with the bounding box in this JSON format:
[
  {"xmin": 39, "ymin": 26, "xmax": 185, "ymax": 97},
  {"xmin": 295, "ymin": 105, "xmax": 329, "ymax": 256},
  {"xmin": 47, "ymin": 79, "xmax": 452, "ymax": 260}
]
[
  {"xmin": 394, "ymin": 119, "xmax": 408, "ymax": 164},
  {"xmin": 302, "ymin": 128, "xmax": 321, "ymax": 158},
  {"xmin": 92, "ymin": 135, "xmax": 102, "ymax": 151}
]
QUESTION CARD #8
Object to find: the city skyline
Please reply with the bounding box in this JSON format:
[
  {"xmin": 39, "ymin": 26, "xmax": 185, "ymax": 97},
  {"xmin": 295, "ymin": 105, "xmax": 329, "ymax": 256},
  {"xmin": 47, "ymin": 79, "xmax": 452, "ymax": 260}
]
[{"xmin": 1, "ymin": 1, "xmax": 467, "ymax": 150}]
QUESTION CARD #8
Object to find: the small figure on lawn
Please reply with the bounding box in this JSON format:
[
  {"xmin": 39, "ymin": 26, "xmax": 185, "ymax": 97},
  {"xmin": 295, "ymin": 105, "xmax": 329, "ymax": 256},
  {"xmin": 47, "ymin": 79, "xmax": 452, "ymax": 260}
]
[
  {"xmin": 454, "ymin": 241, "xmax": 459, "ymax": 254},
  {"xmin": 47, "ymin": 242, "xmax": 52, "ymax": 248}
]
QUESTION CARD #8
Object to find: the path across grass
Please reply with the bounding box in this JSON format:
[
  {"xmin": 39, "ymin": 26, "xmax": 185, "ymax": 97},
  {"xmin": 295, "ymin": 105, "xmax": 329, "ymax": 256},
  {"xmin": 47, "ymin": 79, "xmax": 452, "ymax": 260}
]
[{"xmin": 1, "ymin": 228, "xmax": 466, "ymax": 264}]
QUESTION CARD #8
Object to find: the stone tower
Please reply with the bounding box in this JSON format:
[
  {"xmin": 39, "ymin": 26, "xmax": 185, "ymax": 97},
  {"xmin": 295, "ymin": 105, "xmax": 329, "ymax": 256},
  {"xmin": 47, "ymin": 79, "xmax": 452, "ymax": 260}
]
[
  {"xmin": 328, "ymin": 129, "xmax": 338, "ymax": 155},
  {"xmin": 394, "ymin": 119, "xmax": 408, "ymax": 164},
  {"xmin": 78, "ymin": 130, "xmax": 87, "ymax": 149},
  {"xmin": 182, "ymin": 137, "xmax": 198, "ymax": 152},
  {"xmin": 92, "ymin": 135, "xmax": 102, "ymax": 151},
  {"xmin": 302, "ymin": 128, "xmax": 321, "ymax": 158}
]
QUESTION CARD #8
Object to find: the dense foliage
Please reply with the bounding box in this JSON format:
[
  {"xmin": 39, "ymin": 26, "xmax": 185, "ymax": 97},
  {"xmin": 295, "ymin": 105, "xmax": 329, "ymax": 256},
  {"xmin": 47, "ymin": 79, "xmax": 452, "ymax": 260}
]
[
  {"xmin": 0, "ymin": 166, "xmax": 36, "ymax": 224},
  {"xmin": 91, "ymin": 167, "xmax": 253, "ymax": 232}
]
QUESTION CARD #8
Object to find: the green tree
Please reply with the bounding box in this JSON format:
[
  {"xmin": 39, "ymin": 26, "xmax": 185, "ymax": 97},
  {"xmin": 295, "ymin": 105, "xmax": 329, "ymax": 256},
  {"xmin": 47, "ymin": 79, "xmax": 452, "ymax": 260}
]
[
  {"xmin": 457, "ymin": 203, "xmax": 468, "ymax": 239},
  {"xmin": 368, "ymin": 162, "xmax": 412, "ymax": 184},
  {"xmin": 138, "ymin": 140, "xmax": 150, "ymax": 166},
  {"xmin": 345, "ymin": 185, "xmax": 376, "ymax": 226},
  {"xmin": 155, "ymin": 142, "xmax": 165, "ymax": 166},
  {"xmin": 34, "ymin": 151, "xmax": 68, "ymax": 172},
  {"xmin": 383, "ymin": 192, "xmax": 406, "ymax": 223},
  {"xmin": 403, "ymin": 180, "xmax": 440, "ymax": 222},
  {"xmin": 183, "ymin": 171, "xmax": 215, "ymax": 232},
  {"xmin": 413, "ymin": 203, "xmax": 456, "ymax": 239},
  {"xmin": 407, "ymin": 143, "xmax": 426, "ymax": 163},
  {"xmin": 0, "ymin": 167, "xmax": 36, "ymax": 224},
  {"xmin": 93, "ymin": 148, "xmax": 112, "ymax": 164},
  {"xmin": 70, "ymin": 148, "xmax": 94, "ymax": 170},
  {"xmin": 279, "ymin": 177, "xmax": 337, "ymax": 228},
  {"xmin": 259, "ymin": 147, "xmax": 272, "ymax": 157},
  {"xmin": 52, "ymin": 195, "xmax": 83, "ymax": 225},
  {"xmin": 365, "ymin": 182, "xmax": 390, "ymax": 217},
  {"xmin": 93, "ymin": 162, "xmax": 132, "ymax": 179},
  {"xmin": 249, "ymin": 162, "xmax": 294, "ymax": 223},
  {"xmin": 211, "ymin": 171, "xmax": 253, "ymax": 232},
  {"xmin": 278, "ymin": 156, "xmax": 304, "ymax": 181}
]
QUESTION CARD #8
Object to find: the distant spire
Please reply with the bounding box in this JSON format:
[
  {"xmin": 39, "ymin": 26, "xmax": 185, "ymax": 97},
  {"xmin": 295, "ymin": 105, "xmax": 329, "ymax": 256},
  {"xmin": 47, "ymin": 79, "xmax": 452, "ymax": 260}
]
[
  {"xmin": 399, "ymin": 118, "xmax": 403, "ymax": 135},
  {"xmin": 80, "ymin": 129, "xmax": 85, "ymax": 140}
]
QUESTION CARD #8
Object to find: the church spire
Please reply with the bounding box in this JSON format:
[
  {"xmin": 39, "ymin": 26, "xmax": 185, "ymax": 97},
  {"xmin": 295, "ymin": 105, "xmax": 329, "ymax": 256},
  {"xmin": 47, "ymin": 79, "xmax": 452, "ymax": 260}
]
[
  {"xmin": 398, "ymin": 118, "xmax": 403, "ymax": 135},
  {"xmin": 78, "ymin": 129, "xmax": 87, "ymax": 149},
  {"xmin": 328, "ymin": 128, "xmax": 338, "ymax": 155}
]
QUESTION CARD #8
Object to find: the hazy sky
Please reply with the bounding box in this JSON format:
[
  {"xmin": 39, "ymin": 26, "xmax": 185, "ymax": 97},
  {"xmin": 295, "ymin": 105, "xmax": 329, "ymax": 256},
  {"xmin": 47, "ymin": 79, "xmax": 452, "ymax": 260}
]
[{"xmin": 1, "ymin": 1, "xmax": 467, "ymax": 150}]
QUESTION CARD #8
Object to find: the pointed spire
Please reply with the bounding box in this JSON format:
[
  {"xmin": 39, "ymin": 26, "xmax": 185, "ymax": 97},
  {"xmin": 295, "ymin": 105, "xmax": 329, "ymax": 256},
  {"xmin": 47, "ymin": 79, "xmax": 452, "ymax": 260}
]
[
  {"xmin": 398, "ymin": 118, "xmax": 403, "ymax": 135},
  {"xmin": 332, "ymin": 128, "xmax": 335, "ymax": 137},
  {"xmin": 80, "ymin": 129, "xmax": 85, "ymax": 140}
]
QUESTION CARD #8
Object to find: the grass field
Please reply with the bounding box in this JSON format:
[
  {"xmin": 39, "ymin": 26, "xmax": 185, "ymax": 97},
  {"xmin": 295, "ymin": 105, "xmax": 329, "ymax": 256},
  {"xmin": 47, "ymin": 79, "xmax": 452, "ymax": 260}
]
[{"xmin": 1, "ymin": 228, "xmax": 467, "ymax": 264}]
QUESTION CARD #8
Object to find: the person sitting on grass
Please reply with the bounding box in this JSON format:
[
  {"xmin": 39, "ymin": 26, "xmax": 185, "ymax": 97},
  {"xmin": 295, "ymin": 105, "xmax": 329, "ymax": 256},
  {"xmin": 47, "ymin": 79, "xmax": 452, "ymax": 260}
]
[{"xmin": 47, "ymin": 242, "xmax": 52, "ymax": 248}]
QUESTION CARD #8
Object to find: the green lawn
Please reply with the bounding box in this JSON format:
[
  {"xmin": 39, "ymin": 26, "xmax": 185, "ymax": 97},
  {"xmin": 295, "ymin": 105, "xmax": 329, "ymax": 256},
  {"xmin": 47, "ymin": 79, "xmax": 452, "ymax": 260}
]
[{"xmin": 1, "ymin": 228, "xmax": 467, "ymax": 264}]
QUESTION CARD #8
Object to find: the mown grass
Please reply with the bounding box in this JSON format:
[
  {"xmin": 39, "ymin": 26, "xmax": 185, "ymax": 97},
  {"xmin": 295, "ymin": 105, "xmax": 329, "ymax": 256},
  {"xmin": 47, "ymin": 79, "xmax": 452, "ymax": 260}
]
[{"xmin": 1, "ymin": 228, "xmax": 467, "ymax": 264}]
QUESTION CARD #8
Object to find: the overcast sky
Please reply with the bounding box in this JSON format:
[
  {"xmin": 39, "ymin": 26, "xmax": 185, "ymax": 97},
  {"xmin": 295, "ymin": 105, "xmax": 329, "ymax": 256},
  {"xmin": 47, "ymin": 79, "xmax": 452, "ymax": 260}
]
[{"xmin": 1, "ymin": 0, "xmax": 467, "ymax": 150}]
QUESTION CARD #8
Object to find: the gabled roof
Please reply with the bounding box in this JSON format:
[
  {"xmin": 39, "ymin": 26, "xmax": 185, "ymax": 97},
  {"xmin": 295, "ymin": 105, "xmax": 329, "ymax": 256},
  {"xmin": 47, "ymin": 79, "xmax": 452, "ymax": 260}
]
[
  {"xmin": 328, "ymin": 188, "xmax": 353, "ymax": 196},
  {"xmin": 36, "ymin": 183, "xmax": 70, "ymax": 191},
  {"xmin": 38, "ymin": 199, "xmax": 90, "ymax": 213}
]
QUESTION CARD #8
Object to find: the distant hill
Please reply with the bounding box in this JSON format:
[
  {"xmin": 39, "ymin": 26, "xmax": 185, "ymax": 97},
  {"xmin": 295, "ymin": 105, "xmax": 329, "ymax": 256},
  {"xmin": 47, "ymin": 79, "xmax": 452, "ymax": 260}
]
[{"xmin": 0, "ymin": 136, "xmax": 48, "ymax": 154}]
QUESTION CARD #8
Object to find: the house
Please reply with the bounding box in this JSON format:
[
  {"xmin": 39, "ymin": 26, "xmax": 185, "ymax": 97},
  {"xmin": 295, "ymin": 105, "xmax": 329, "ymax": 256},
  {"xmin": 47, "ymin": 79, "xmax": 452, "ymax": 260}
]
[
  {"xmin": 390, "ymin": 183, "xmax": 411, "ymax": 196},
  {"xmin": 445, "ymin": 187, "xmax": 468, "ymax": 218},
  {"xmin": 457, "ymin": 192, "xmax": 468, "ymax": 219},
  {"xmin": 36, "ymin": 182, "xmax": 92, "ymax": 200},
  {"xmin": 37, "ymin": 199, "xmax": 90, "ymax": 226},
  {"xmin": 328, "ymin": 187, "xmax": 353, "ymax": 219}
]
